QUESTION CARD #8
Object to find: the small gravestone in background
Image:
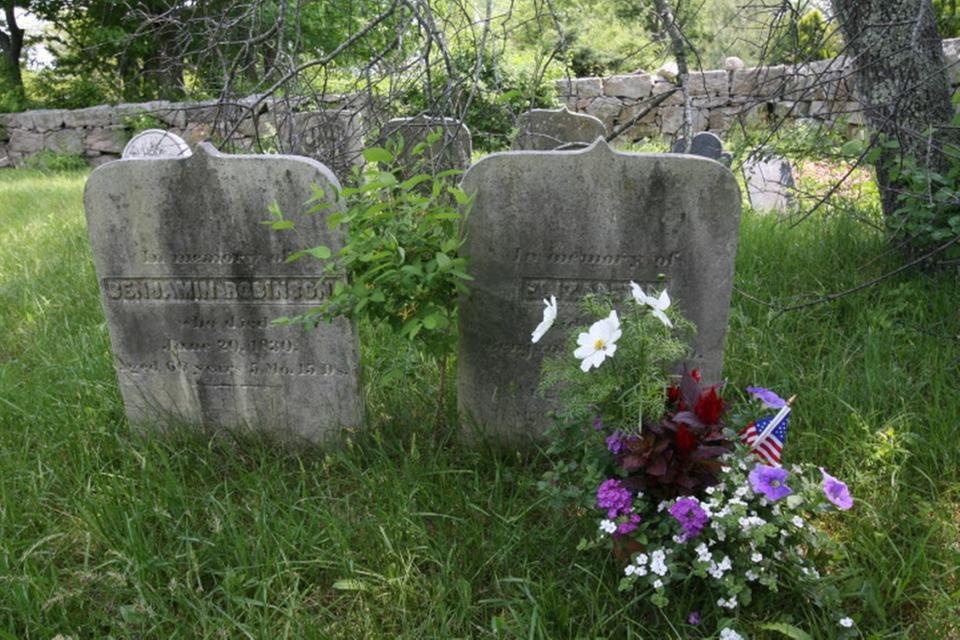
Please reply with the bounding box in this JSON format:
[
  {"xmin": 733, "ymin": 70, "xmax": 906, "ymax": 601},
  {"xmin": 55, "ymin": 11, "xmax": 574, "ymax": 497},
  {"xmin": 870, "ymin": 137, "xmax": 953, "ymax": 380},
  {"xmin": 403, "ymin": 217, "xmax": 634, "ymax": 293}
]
[
  {"xmin": 122, "ymin": 129, "xmax": 192, "ymax": 158},
  {"xmin": 743, "ymin": 154, "xmax": 796, "ymax": 213},
  {"xmin": 84, "ymin": 143, "xmax": 363, "ymax": 442},
  {"xmin": 379, "ymin": 116, "xmax": 472, "ymax": 177},
  {"xmin": 274, "ymin": 110, "xmax": 365, "ymax": 182},
  {"xmin": 670, "ymin": 131, "xmax": 732, "ymax": 166},
  {"xmin": 511, "ymin": 106, "xmax": 607, "ymax": 150},
  {"xmin": 459, "ymin": 139, "xmax": 741, "ymax": 439}
]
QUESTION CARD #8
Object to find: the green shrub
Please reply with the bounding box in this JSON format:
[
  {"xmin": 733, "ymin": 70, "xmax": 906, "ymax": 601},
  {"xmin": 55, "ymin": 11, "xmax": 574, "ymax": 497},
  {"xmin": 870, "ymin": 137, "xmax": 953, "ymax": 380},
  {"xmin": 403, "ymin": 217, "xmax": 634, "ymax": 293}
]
[
  {"xmin": 122, "ymin": 113, "xmax": 165, "ymax": 134},
  {"xmin": 400, "ymin": 51, "xmax": 554, "ymax": 152},
  {"xmin": 20, "ymin": 151, "xmax": 89, "ymax": 173},
  {"xmin": 265, "ymin": 135, "xmax": 473, "ymax": 425}
]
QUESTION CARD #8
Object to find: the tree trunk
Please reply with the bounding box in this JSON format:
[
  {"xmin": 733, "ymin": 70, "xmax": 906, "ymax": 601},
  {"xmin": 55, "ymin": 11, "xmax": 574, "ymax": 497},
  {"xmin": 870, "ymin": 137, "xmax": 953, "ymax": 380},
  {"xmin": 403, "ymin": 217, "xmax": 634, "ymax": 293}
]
[
  {"xmin": 831, "ymin": 0, "xmax": 956, "ymax": 229},
  {"xmin": 0, "ymin": 1, "xmax": 25, "ymax": 98}
]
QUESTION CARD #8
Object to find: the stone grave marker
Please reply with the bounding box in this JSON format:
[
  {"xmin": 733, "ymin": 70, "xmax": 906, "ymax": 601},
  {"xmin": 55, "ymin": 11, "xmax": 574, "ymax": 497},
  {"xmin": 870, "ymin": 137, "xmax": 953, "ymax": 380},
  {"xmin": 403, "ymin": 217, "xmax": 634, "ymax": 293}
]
[
  {"xmin": 122, "ymin": 129, "xmax": 192, "ymax": 158},
  {"xmin": 84, "ymin": 143, "xmax": 363, "ymax": 442},
  {"xmin": 670, "ymin": 131, "xmax": 732, "ymax": 166},
  {"xmin": 379, "ymin": 116, "xmax": 472, "ymax": 177},
  {"xmin": 743, "ymin": 154, "xmax": 796, "ymax": 213},
  {"xmin": 511, "ymin": 106, "xmax": 607, "ymax": 150},
  {"xmin": 458, "ymin": 139, "xmax": 740, "ymax": 439},
  {"xmin": 274, "ymin": 110, "xmax": 364, "ymax": 182}
]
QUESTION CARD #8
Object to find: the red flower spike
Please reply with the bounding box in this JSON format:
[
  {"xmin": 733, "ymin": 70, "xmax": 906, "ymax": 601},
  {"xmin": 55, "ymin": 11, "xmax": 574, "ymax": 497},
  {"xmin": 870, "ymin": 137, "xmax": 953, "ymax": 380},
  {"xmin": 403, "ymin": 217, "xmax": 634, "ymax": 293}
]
[
  {"xmin": 691, "ymin": 369, "xmax": 702, "ymax": 383},
  {"xmin": 694, "ymin": 387, "xmax": 724, "ymax": 425},
  {"xmin": 667, "ymin": 384, "xmax": 681, "ymax": 405},
  {"xmin": 675, "ymin": 423, "xmax": 696, "ymax": 454}
]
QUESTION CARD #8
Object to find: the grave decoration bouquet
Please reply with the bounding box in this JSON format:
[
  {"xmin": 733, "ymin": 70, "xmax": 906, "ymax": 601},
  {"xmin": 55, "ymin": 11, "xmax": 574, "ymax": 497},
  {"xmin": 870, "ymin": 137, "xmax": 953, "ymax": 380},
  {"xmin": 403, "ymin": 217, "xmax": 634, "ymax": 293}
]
[{"xmin": 535, "ymin": 285, "xmax": 857, "ymax": 639}]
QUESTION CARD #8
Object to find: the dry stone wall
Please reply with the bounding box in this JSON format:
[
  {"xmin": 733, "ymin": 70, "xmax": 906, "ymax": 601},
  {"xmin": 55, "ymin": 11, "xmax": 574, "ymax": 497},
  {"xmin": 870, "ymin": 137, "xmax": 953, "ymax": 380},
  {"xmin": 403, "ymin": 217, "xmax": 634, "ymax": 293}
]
[
  {"xmin": 557, "ymin": 38, "xmax": 960, "ymax": 141},
  {"xmin": 0, "ymin": 95, "xmax": 360, "ymax": 169}
]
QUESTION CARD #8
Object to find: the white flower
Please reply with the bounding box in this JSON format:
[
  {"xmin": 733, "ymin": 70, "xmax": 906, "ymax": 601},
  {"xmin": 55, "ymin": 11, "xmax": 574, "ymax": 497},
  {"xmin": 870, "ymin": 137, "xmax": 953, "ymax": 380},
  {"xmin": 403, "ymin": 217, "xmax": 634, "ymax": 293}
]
[
  {"xmin": 792, "ymin": 516, "xmax": 804, "ymax": 528},
  {"xmin": 573, "ymin": 310, "xmax": 621, "ymax": 372},
  {"xmin": 624, "ymin": 564, "xmax": 636, "ymax": 576},
  {"xmin": 649, "ymin": 549, "xmax": 669, "ymax": 576},
  {"xmin": 635, "ymin": 553, "xmax": 649, "ymax": 566},
  {"xmin": 719, "ymin": 628, "xmax": 745, "ymax": 640},
  {"xmin": 745, "ymin": 570, "xmax": 759, "ymax": 581},
  {"xmin": 695, "ymin": 543, "xmax": 712, "ymax": 563},
  {"xmin": 839, "ymin": 617, "xmax": 854, "ymax": 628},
  {"xmin": 751, "ymin": 552, "xmax": 763, "ymax": 563},
  {"xmin": 653, "ymin": 579, "xmax": 663, "ymax": 589},
  {"xmin": 599, "ymin": 519, "xmax": 617, "ymax": 535},
  {"xmin": 630, "ymin": 282, "xmax": 673, "ymax": 328},
  {"xmin": 530, "ymin": 295, "xmax": 557, "ymax": 343},
  {"xmin": 717, "ymin": 596, "xmax": 738, "ymax": 609}
]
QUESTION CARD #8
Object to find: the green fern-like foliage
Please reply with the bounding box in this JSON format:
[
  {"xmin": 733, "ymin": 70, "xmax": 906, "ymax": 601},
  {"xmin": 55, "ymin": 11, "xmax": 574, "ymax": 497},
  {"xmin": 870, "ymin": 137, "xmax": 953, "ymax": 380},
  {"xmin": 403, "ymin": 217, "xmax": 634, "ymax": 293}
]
[{"xmin": 538, "ymin": 292, "xmax": 694, "ymax": 433}]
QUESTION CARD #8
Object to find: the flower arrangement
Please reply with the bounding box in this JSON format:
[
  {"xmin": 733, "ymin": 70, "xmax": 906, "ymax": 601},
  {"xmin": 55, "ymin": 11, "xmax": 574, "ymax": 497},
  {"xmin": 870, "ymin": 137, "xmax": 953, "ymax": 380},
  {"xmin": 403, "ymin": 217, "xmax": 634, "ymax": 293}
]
[{"xmin": 535, "ymin": 284, "xmax": 857, "ymax": 639}]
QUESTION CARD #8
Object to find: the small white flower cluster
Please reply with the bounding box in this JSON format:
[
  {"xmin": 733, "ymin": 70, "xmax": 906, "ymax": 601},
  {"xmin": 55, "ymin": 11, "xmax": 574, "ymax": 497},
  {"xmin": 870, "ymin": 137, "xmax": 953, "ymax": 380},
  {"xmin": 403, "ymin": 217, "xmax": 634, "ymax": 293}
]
[
  {"xmin": 708, "ymin": 555, "xmax": 732, "ymax": 579},
  {"xmin": 716, "ymin": 595, "xmax": 738, "ymax": 609},
  {"xmin": 599, "ymin": 519, "xmax": 618, "ymax": 535},
  {"xmin": 738, "ymin": 515, "xmax": 767, "ymax": 531},
  {"xmin": 624, "ymin": 553, "xmax": 649, "ymax": 577},
  {"xmin": 649, "ymin": 549, "xmax": 669, "ymax": 576},
  {"xmin": 719, "ymin": 628, "xmax": 745, "ymax": 640}
]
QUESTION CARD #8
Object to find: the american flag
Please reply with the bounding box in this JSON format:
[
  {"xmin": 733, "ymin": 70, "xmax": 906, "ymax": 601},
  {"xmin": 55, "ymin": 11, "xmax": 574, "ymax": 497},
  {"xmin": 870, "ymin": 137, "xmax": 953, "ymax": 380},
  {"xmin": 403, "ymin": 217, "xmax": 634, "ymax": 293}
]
[{"xmin": 739, "ymin": 407, "xmax": 790, "ymax": 467}]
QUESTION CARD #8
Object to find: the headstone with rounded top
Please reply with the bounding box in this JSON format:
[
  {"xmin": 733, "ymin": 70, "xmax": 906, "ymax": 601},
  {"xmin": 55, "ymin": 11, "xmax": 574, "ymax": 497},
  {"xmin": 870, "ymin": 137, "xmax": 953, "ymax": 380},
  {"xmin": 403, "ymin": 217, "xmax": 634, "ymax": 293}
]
[
  {"xmin": 743, "ymin": 154, "xmax": 796, "ymax": 213},
  {"xmin": 84, "ymin": 143, "xmax": 363, "ymax": 443},
  {"xmin": 670, "ymin": 131, "xmax": 731, "ymax": 166},
  {"xmin": 458, "ymin": 139, "xmax": 741, "ymax": 440},
  {"xmin": 378, "ymin": 115, "xmax": 472, "ymax": 177},
  {"xmin": 512, "ymin": 107, "xmax": 607, "ymax": 151},
  {"xmin": 122, "ymin": 129, "xmax": 192, "ymax": 158}
]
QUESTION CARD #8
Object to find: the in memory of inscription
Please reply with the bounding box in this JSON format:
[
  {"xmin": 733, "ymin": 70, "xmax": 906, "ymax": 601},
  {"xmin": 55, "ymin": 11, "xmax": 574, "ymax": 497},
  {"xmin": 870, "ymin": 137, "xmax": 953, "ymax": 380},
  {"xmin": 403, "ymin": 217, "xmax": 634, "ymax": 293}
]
[
  {"xmin": 458, "ymin": 138, "xmax": 741, "ymax": 440},
  {"xmin": 84, "ymin": 143, "xmax": 363, "ymax": 442}
]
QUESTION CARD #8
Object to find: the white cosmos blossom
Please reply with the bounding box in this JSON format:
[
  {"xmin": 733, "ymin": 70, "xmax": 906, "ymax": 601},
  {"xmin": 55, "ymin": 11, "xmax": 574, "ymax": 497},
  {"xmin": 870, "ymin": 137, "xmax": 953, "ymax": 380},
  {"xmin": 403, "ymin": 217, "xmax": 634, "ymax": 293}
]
[
  {"xmin": 530, "ymin": 295, "xmax": 557, "ymax": 343},
  {"xmin": 629, "ymin": 282, "xmax": 673, "ymax": 328},
  {"xmin": 573, "ymin": 310, "xmax": 621, "ymax": 372}
]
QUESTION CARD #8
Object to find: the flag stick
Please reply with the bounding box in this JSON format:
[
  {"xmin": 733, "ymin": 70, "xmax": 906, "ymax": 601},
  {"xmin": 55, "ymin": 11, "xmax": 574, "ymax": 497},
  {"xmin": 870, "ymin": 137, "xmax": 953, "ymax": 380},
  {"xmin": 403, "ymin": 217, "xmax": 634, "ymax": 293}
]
[{"xmin": 753, "ymin": 395, "xmax": 796, "ymax": 450}]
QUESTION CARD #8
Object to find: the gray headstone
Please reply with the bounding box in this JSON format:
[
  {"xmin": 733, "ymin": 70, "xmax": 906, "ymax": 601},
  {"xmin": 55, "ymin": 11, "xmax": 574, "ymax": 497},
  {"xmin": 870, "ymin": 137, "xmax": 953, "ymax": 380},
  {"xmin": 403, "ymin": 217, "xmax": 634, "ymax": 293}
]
[
  {"xmin": 458, "ymin": 139, "xmax": 740, "ymax": 439},
  {"xmin": 512, "ymin": 106, "xmax": 607, "ymax": 150},
  {"xmin": 743, "ymin": 154, "xmax": 796, "ymax": 213},
  {"xmin": 379, "ymin": 116, "xmax": 472, "ymax": 177},
  {"xmin": 83, "ymin": 143, "xmax": 363, "ymax": 442},
  {"xmin": 274, "ymin": 110, "xmax": 364, "ymax": 182},
  {"xmin": 670, "ymin": 131, "xmax": 730, "ymax": 166},
  {"xmin": 122, "ymin": 129, "xmax": 192, "ymax": 158}
]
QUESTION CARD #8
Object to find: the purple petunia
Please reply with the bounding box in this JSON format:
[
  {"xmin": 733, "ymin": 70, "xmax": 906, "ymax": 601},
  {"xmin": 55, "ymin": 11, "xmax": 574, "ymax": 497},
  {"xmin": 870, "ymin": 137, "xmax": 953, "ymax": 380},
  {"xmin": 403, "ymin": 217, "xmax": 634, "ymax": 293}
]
[
  {"xmin": 605, "ymin": 430, "xmax": 626, "ymax": 454},
  {"xmin": 669, "ymin": 497, "xmax": 709, "ymax": 541},
  {"xmin": 748, "ymin": 464, "xmax": 793, "ymax": 502},
  {"xmin": 746, "ymin": 386, "xmax": 787, "ymax": 409},
  {"xmin": 687, "ymin": 611, "xmax": 701, "ymax": 625},
  {"xmin": 820, "ymin": 467, "xmax": 854, "ymax": 510},
  {"xmin": 596, "ymin": 478, "xmax": 633, "ymax": 519}
]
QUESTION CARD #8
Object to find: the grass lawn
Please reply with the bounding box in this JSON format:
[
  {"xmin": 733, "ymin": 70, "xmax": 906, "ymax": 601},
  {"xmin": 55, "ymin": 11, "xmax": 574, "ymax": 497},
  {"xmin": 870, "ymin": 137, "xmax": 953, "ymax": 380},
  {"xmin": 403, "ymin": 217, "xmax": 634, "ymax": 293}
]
[{"xmin": 0, "ymin": 168, "xmax": 958, "ymax": 638}]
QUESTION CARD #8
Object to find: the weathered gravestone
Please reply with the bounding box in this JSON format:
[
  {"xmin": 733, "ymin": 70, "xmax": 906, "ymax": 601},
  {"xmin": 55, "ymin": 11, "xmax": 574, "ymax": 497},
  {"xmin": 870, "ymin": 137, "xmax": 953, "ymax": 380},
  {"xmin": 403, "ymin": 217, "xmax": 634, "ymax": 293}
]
[
  {"xmin": 743, "ymin": 154, "xmax": 796, "ymax": 213},
  {"xmin": 84, "ymin": 143, "xmax": 363, "ymax": 442},
  {"xmin": 274, "ymin": 110, "xmax": 365, "ymax": 182},
  {"xmin": 379, "ymin": 116, "xmax": 472, "ymax": 177},
  {"xmin": 122, "ymin": 129, "xmax": 192, "ymax": 158},
  {"xmin": 458, "ymin": 138, "xmax": 740, "ymax": 439},
  {"xmin": 670, "ymin": 131, "xmax": 732, "ymax": 166},
  {"xmin": 511, "ymin": 106, "xmax": 607, "ymax": 150}
]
